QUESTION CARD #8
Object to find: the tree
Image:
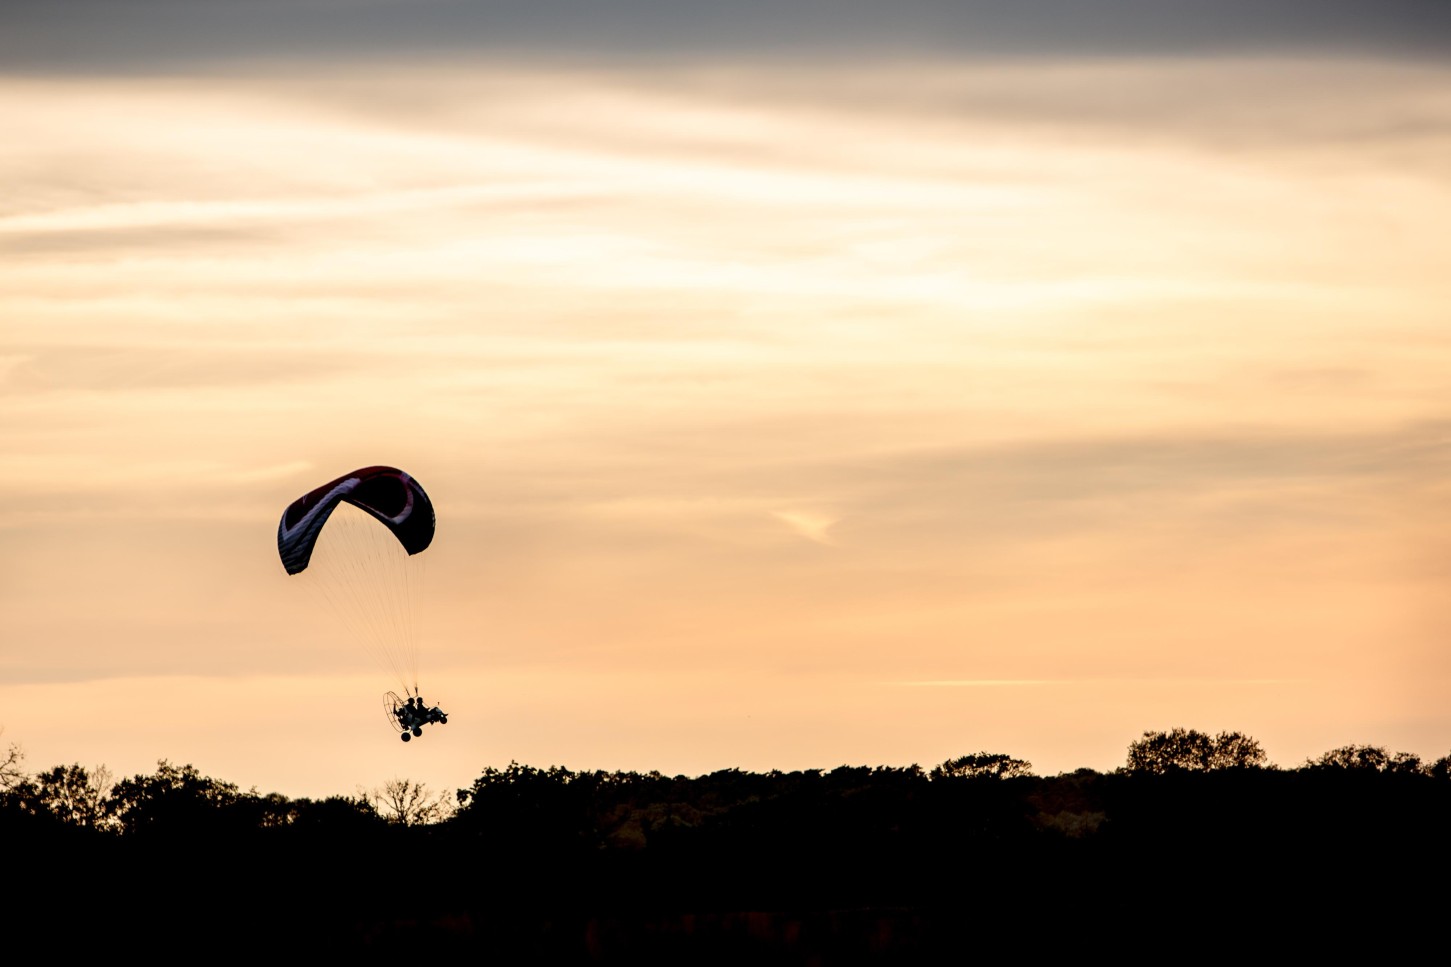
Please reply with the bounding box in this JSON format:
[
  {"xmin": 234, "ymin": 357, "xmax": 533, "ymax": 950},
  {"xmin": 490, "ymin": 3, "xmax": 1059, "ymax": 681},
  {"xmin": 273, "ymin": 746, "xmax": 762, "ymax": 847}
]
[
  {"xmin": 1125, "ymin": 729, "xmax": 1267, "ymax": 774},
  {"xmin": 108, "ymin": 760, "xmax": 241, "ymax": 835},
  {"xmin": 1307, "ymin": 745, "xmax": 1421, "ymax": 773},
  {"xmin": 290, "ymin": 794, "xmax": 382, "ymax": 830},
  {"xmin": 25, "ymin": 763, "xmax": 115, "ymax": 829},
  {"xmin": 930, "ymin": 752, "xmax": 1033, "ymax": 780},
  {"xmin": 0, "ymin": 732, "xmax": 23, "ymax": 795},
  {"xmin": 366, "ymin": 778, "xmax": 453, "ymax": 826},
  {"xmin": 1388, "ymin": 752, "xmax": 1424, "ymax": 774},
  {"xmin": 1205, "ymin": 731, "xmax": 1269, "ymax": 770},
  {"xmin": 452, "ymin": 762, "xmax": 602, "ymax": 848}
]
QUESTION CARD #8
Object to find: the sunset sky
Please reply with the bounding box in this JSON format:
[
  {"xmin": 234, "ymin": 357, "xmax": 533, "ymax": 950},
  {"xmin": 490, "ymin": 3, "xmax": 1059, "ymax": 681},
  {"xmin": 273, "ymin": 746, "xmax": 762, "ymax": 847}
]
[{"xmin": 3, "ymin": 3, "xmax": 1450, "ymax": 801}]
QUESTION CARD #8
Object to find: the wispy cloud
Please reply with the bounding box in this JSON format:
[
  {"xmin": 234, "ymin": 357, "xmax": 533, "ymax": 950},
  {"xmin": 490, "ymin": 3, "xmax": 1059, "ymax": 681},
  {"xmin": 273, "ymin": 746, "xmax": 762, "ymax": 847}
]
[
  {"xmin": 771, "ymin": 510, "xmax": 840, "ymax": 546},
  {"xmin": 896, "ymin": 679, "xmax": 1308, "ymax": 687}
]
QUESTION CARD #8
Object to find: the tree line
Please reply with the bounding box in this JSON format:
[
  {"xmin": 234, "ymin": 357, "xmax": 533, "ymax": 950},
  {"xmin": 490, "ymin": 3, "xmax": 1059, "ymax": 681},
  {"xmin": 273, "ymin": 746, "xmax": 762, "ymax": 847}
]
[
  {"xmin": 4, "ymin": 728, "xmax": 1448, "ymax": 957},
  {"xmin": 4, "ymin": 727, "xmax": 1450, "ymax": 835}
]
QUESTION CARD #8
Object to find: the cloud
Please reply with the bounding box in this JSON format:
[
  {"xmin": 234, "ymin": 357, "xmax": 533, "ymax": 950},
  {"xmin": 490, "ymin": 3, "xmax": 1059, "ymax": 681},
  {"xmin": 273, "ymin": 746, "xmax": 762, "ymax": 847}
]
[
  {"xmin": 898, "ymin": 679, "xmax": 1058, "ymax": 686},
  {"xmin": 0, "ymin": 346, "xmax": 377, "ymax": 395},
  {"xmin": 771, "ymin": 510, "xmax": 840, "ymax": 545},
  {"xmin": 897, "ymin": 678, "xmax": 1306, "ymax": 686}
]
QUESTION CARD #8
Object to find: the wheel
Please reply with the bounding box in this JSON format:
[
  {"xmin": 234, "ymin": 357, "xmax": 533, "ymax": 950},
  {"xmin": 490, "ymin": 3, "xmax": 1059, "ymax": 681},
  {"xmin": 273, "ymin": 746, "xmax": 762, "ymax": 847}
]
[
  {"xmin": 439, "ymin": 715, "xmax": 447, "ymax": 724},
  {"xmin": 400, "ymin": 732, "xmax": 411, "ymax": 742},
  {"xmin": 412, "ymin": 727, "xmax": 423, "ymax": 737}
]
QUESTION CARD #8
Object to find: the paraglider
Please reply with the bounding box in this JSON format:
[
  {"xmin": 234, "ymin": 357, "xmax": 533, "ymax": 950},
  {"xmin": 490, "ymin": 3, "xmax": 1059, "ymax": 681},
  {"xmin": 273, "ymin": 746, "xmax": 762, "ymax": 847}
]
[{"xmin": 278, "ymin": 466, "xmax": 448, "ymax": 742}]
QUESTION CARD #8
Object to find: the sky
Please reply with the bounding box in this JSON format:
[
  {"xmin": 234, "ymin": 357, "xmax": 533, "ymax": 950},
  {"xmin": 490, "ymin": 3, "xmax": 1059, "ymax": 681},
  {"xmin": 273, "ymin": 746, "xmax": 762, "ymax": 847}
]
[{"xmin": 3, "ymin": 3, "xmax": 1451, "ymax": 801}]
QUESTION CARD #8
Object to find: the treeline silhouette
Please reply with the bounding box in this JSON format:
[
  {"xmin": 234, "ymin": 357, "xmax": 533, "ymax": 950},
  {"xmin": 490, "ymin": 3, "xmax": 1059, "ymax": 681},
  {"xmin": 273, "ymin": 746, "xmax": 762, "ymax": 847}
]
[{"xmin": 4, "ymin": 729, "xmax": 1448, "ymax": 959}]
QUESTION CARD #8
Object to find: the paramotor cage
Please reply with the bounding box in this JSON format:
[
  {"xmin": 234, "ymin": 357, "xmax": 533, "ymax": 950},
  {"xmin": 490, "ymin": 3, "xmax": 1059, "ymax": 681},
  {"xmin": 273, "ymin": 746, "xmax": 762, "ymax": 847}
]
[{"xmin": 383, "ymin": 691, "xmax": 407, "ymax": 735}]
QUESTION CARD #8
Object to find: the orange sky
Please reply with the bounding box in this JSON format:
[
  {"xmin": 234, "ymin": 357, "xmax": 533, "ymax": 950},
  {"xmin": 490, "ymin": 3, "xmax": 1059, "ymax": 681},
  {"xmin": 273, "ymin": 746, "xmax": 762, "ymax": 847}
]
[{"xmin": 3, "ymin": 57, "xmax": 1450, "ymax": 799}]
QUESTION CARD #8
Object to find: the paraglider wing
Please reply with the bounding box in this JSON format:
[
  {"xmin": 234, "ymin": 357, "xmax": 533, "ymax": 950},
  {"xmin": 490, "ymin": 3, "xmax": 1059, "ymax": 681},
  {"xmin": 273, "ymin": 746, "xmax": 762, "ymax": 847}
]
[{"xmin": 277, "ymin": 466, "xmax": 435, "ymax": 575}]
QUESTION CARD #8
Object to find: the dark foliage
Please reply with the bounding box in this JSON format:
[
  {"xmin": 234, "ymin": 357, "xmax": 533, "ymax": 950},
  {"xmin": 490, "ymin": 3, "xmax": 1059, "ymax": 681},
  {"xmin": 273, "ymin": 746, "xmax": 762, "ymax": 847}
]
[
  {"xmin": 5, "ymin": 745, "xmax": 1448, "ymax": 958},
  {"xmin": 1305, "ymin": 744, "xmax": 1424, "ymax": 773},
  {"xmin": 1124, "ymin": 728, "xmax": 1268, "ymax": 773}
]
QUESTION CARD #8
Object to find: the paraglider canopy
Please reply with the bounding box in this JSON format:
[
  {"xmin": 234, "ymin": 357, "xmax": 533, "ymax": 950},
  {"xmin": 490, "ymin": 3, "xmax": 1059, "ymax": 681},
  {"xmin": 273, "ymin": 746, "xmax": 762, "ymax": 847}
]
[
  {"xmin": 277, "ymin": 466, "xmax": 434, "ymax": 575},
  {"xmin": 277, "ymin": 465, "xmax": 438, "ymax": 700}
]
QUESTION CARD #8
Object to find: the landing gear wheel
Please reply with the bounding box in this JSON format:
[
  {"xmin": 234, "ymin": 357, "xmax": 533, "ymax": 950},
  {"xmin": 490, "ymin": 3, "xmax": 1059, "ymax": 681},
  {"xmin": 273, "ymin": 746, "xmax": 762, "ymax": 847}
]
[
  {"xmin": 412, "ymin": 727, "xmax": 423, "ymax": 737},
  {"xmin": 400, "ymin": 732, "xmax": 411, "ymax": 742},
  {"xmin": 439, "ymin": 715, "xmax": 448, "ymax": 724}
]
